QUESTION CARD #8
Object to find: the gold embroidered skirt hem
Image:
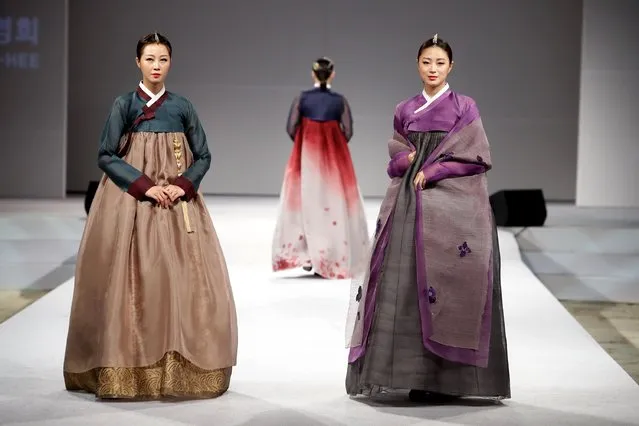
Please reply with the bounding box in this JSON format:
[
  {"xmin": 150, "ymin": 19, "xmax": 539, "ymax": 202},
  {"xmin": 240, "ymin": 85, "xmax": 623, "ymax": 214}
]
[{"xmin": 63, "ymin": 351, "xmax": 232, "ymax": 400}]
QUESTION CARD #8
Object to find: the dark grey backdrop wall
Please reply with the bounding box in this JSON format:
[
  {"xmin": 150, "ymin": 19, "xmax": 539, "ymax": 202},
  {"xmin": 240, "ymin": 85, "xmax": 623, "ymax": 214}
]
[
  {"xmin": 67, "ymin": 0, "xmax": 582, "ymax": 200},
  {"xmin": 0, "ymin": 0, "xmax": 68, "ymax": 198}
]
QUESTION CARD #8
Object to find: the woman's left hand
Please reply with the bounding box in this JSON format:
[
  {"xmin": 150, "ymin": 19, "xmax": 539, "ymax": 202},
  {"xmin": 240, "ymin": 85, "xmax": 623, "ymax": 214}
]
[
  {"xmin": 414, "ymin": 171, "xmax": 427, "ymax": 190},
  {"xmin": 163, "ymin": 184, "xmax": 186, "ymax": 202}
]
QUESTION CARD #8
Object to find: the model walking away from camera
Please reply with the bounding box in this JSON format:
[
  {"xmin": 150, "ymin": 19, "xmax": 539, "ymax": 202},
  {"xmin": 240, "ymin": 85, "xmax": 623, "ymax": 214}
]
[
  {"xmin": 63, "ymin": 32, "xmax": 238, "ymax": 400},
  {"xmin": 345, "ymin": 35, "xmax": 510, "ymax": 402},
  {"xmin": 272, "ymin": 57, "xmax": 369, "ymax": 279}
]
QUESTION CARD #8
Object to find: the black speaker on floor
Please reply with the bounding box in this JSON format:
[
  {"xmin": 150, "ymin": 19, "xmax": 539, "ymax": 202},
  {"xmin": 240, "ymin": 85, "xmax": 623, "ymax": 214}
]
[
  {"xmin": 84, "ymin": 180, "xmax": 99, "ymax": 215},
  {"xmin": 489, "ymin": 189, "xmax": 547, "ymax": 227}
]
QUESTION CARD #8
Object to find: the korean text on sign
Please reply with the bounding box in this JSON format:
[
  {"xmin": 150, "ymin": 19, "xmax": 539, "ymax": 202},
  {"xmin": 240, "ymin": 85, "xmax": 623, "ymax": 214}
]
[{"xmin": 0, "ymin": 17, "xmax": 39, "ymax": 45}]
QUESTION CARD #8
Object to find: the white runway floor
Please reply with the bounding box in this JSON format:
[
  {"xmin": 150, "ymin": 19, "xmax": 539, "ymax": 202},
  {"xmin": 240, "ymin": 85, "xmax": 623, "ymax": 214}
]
[{"xmin": 1, "ymin": 197, "xmax": 638, "ymax": 425}]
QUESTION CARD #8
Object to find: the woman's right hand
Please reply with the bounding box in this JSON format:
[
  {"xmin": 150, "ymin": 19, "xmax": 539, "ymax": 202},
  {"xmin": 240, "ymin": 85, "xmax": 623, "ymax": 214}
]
[
  {"xmin": 408, "ymin": 151, "xmax": 416, "ymax": 163},
  {"xmin": 414, "ymin": 170, "xmax": 427, "ymax": 190},
  {"xmin": 145, "ymin": 186, "xmax": 171, "ymax": 208}
]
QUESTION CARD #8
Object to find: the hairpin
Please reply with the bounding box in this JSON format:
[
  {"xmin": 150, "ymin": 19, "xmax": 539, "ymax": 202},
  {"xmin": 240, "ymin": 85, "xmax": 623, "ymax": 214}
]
[{"xmin": 432, "ymin": 33, "xmax": 438, "ymax": 44}]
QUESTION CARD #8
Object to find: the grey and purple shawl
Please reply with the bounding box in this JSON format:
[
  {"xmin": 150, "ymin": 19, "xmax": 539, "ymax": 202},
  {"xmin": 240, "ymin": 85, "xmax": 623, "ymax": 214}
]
[{"xmin": 346, "ymin": 90, "xmax": 494, "ymax": 368}]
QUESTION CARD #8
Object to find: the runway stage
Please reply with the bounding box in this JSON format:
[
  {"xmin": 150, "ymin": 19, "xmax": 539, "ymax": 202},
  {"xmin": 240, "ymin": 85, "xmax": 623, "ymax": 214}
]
[{"xmin": 0, "ymin": 197, "xmax": 638, "ymax": 425}]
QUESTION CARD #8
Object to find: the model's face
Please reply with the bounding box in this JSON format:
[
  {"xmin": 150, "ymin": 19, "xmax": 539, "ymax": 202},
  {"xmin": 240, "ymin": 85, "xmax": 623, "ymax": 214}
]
[
  {"xmin": 136, "ymin": 43, "xmax": 171, "ymax": 86},
  {"xmin": 417, "ymin": 46, "xmax": 453, "ymax": 90}
]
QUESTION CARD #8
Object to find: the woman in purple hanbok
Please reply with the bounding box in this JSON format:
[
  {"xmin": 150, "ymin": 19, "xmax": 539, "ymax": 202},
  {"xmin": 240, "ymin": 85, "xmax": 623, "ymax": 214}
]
[{"xmin": 345, "ymin": 35, "xmax": 510, "ymax": 402}]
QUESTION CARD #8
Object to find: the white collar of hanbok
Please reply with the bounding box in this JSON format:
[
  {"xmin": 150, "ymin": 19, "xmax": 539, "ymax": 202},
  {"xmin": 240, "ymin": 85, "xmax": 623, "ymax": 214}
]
[
  {"xmin": 138, "ymin": 81, "xmax": 166, "ymax": 107},
  {"xmin": 314, "ymin": 82, "xmax": 332, "ymax": 89},
  {"xmin": 414, "ymin": 83, "xmax": 450, "ymax": 113}
]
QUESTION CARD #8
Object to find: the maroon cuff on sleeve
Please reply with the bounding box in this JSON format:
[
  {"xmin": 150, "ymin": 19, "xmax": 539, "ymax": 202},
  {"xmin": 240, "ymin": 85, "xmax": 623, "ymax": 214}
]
[
  {"xmin": 174, "ymin": 175, "xmax": 197, "ymax": 201},
  {"xmin": 127, "ymin": 174, "xmax": 155, "ymax": 201}
]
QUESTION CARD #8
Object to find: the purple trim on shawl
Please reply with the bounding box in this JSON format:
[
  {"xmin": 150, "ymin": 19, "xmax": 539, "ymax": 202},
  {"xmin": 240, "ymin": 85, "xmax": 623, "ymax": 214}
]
[
  {"xmin": 387, "ymin": 152, "xmax": 412, "ymax": 178},
  {"xmin": 348, "ymin": 214, "xmax": 393, "ymax": 363},
  {"xmin": 415, "ymin": 193, "xmax": 492, "ymax": 367},
  {"xmin": 422, "ymin": 161, "xmax": 487, "ymax": 183},
  {"xmin": 411, "ymin": 98, "xmax": 492, "ymax": 367}
]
